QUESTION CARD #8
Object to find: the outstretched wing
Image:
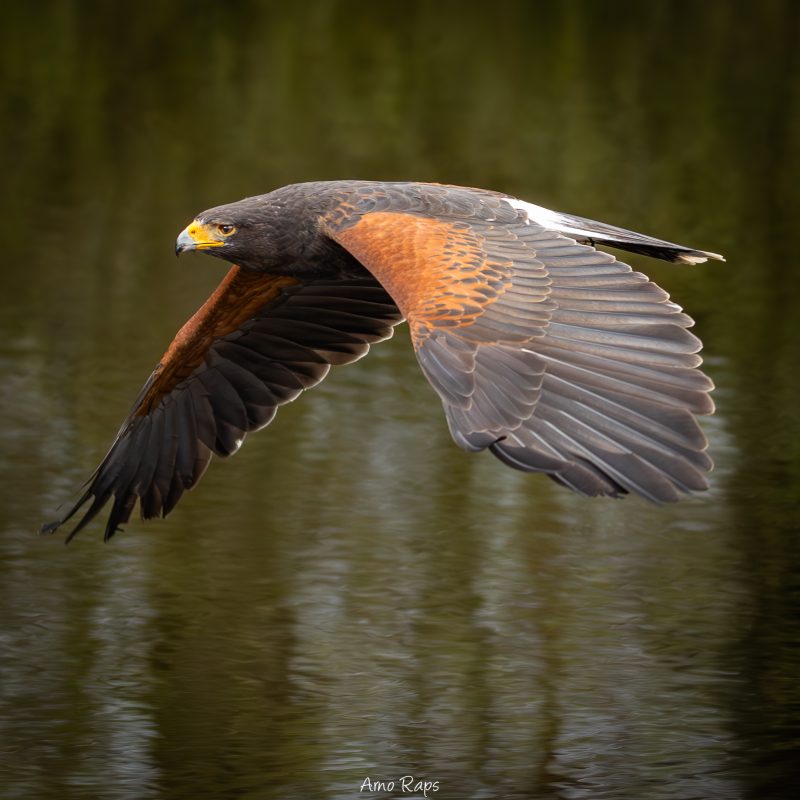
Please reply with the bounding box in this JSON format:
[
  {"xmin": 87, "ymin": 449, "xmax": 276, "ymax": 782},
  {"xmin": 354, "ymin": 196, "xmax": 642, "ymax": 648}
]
[
  {"xmin": 327, "ymin": 199, "xmax": 715, "ymax": 502},
  {"xmin": 43, "ymin": 266, "xmax": 402, "ymax": 541}
]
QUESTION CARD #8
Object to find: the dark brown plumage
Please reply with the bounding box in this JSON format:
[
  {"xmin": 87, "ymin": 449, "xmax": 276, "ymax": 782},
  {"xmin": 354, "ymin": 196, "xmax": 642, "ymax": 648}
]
[{"xmin": 42, "ymin": 180, "xmax": 722, "ymax": 541}]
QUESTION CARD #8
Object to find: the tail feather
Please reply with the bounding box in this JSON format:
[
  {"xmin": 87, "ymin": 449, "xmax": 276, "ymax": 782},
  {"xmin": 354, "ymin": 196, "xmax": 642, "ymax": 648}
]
[
  {"xmin": 565, "ymin": 214, "xmax": 724, "ymax": 264},
  {"xmin": 505, "ymin": 198, "xmax": 725, "ymax": 264}
]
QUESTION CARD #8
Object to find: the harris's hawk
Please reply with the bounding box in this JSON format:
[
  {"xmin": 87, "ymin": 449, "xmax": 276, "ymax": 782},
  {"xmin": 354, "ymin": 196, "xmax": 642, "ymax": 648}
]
[{"xmin": 42, "ymin": 181, "xmax": 722, "ymax": 541}]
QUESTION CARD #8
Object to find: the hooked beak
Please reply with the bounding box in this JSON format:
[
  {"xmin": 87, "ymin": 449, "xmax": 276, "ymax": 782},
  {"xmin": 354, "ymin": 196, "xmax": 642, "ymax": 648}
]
[{"xmin": 175, "ymin": 221, "xmax": 226, "ymax": 256}]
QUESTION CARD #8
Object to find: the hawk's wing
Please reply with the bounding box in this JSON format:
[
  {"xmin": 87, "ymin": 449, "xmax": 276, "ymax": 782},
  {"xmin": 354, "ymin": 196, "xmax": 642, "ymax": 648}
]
[
  {"xmin": 327, "ymin": 199, "xmax": 714, "ymax": 502},
  {"xmin": 43, "ymin": 266, "xmax": 402, "ymax": 540}
]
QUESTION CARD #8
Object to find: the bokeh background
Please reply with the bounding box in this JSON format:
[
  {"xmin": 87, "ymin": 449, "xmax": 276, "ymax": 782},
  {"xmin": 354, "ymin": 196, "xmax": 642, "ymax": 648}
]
[{"xmin": 2, "ymin": 1, "xmax": 799, "ymax": 798}]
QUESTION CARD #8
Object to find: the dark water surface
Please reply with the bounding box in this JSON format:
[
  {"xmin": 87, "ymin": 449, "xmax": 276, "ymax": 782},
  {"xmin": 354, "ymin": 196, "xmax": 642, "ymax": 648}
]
[{"xmin": 2, "ymin": 2, "xmax": 799, "ymax": 798}]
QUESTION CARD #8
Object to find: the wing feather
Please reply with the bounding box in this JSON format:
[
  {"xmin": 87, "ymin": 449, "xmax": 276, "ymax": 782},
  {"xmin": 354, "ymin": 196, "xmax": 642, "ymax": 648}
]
[
  {"xmin": 328, "ymin": 193, "xmax": 715, "ymax": 501},
  {"xmin": 43, "ymin": 268, "xmax": 402, "ymax": 539}
]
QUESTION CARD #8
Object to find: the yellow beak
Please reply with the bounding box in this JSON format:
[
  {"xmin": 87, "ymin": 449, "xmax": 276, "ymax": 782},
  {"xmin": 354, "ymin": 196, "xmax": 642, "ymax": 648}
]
[{"xmin": 175, "ymin": 221, "xmax": 225, "ymax": 255}]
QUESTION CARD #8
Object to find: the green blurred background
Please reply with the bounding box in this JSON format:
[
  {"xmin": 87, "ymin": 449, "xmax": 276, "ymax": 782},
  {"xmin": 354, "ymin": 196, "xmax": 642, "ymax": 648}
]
[{"xmin": 1, "ymin": 2, "xmax": 798, "ymax": 798}]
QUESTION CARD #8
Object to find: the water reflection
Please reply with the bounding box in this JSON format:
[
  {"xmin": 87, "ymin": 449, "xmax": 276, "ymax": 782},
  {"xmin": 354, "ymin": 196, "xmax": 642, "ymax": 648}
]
[{"xmin": 2, "ymin": 2, "xmax": 799, "ymax": 799}]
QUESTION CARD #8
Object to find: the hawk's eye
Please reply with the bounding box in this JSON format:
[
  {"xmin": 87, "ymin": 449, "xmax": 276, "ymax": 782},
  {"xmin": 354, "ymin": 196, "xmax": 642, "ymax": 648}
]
[{"xmin": 217, "ymin": 224, "xmax": 236, "ymax": 236}]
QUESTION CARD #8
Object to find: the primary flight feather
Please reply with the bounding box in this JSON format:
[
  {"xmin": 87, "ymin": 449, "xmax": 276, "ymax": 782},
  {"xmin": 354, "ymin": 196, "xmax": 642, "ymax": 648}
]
[{"xmin": 42, "ymin": 180, "xmax": 722, "ymax": 541}]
